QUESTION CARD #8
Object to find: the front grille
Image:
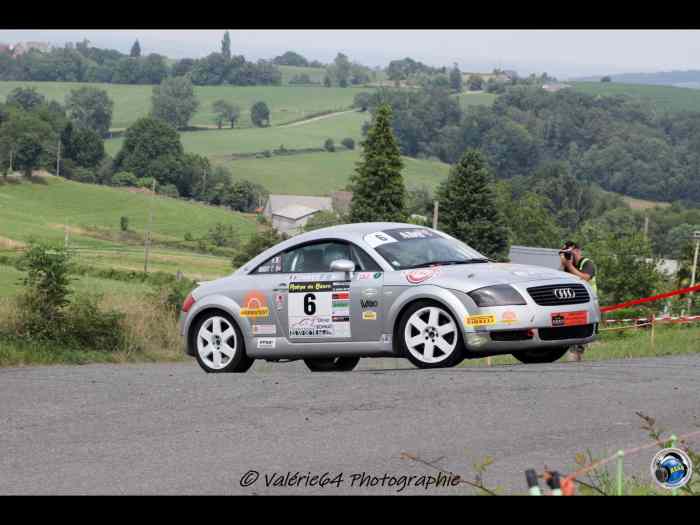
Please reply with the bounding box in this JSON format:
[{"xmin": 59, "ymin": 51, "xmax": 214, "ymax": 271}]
[
  {"xmin": 490, "ymin": 329, "xmax": 534, "ymax": 342},
  {"xmin": 538, "ymin": 324, "xmax": 595, "ymax": 341},
  {"xmin": 526, "ymin": 283, "xmax": 590, "ymax": 306}
]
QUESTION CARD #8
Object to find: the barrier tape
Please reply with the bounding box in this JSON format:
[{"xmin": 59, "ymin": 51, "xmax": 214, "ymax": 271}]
[{"xmin": 600, "ymin": 284, "xmax": 700, "ymax": 313}]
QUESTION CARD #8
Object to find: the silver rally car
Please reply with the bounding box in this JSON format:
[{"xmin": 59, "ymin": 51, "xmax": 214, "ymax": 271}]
[{"xmin": 180, "ymin": 222, "xmax": 600, "ymax": 373}]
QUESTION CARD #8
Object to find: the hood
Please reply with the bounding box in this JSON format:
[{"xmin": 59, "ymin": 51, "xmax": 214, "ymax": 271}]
[{"xmin": 387, "ymin": 262, "xmax": 577, "ymax": 293}]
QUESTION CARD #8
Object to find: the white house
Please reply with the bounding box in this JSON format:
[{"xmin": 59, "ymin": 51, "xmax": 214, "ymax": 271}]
[{"xmin": 263, "ymin": 195, "xmax": 333, "ymax": 234}]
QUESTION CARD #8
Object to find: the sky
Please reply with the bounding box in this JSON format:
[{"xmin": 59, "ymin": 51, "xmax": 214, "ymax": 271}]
[{"xmin": 2, "ymin": 29, "xmax": 700, "ymax": 79}]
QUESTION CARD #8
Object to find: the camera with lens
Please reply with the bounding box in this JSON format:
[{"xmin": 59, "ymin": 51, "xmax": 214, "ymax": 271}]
[{"xmin": 559, "ymin": 249, "xmax": 573, "ymax": 261}]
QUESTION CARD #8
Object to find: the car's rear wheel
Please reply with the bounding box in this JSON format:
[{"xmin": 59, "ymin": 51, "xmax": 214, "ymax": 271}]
[
  {"xmin": 192, "ymin": 311, "xmax": 254, "ymax": 373},
  {"xmin": 304, "ymin": 357, "xmax": 360, "ymax": 372},
  {"xmin": 512, "ymin": 346, "xmax": 569, "ymax": 364},
  {"xmin": 399, "ymin": 301, "xmax": 463, "ymax": 369}
]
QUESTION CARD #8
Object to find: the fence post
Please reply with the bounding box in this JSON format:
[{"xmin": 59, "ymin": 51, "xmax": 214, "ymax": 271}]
[
  {"xmin": 650, "ymin": 315, "xmax": 655, "ymax": 350},
  {"xmin": 616, "ymin": 450, "xmax": 625, "ymax": 496}
]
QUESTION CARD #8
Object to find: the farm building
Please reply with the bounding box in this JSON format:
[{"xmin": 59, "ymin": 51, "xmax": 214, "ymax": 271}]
[
  {"xmin": 542, "ymin": 83, "xmax": 572, "ymax": 93},
  {"xmin": 264, "ymin": 195, "xmax": 333, "ymax": 234},
  {"xmin": 11, "ymin": 41, "xmax": 50, "ymax": 56}
]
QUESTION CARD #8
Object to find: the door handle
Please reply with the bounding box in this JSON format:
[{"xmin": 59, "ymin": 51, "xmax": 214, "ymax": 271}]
[{"xmin": 275, "ymin": 283, "xmax": 288, "ymax": 291}]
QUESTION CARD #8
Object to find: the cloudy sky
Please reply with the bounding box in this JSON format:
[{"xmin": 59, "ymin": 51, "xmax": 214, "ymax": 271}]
[{"xmin": 3, "ymin": 29, "xmax": 700, "ymax": 78}]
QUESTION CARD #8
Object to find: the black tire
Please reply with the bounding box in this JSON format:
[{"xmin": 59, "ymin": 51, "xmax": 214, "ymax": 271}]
[
  {"xmin": 512, "ymin": 346, "xmax": 569, "ymax": 364},
  {"xmin": 304, "ymin": 357, "xmax": 360, "ymax": 372},
  {"xmin": 190, "ymin": 310, "xmax": 254, "ymax": 373},
  {"xmin": 398, "ymin": 300, "xmax": 464, "ymax": 369}
]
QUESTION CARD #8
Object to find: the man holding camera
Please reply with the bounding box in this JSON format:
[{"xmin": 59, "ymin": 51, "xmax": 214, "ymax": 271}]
[{"xmin": 559, "ymin": 241, "xmax": 597, "ymax": 362}]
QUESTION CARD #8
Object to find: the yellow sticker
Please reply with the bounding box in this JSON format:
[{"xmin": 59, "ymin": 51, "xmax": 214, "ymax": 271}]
[
  {"xmin": 464, "ymin": 314, "xmax": 496, "ymax": 326},
  {"xmin": 240, "ymin": 307, "xmax": 270, "ymax": 318},
  {"xmin": 362, "ymin": 311, "xmax": 377, "ymax": 321}
]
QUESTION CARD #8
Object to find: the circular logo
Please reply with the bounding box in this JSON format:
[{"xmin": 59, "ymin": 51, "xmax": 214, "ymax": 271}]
[{"xmin": 650, "ymin": 448, "xmax": 693, "ymax": 490}]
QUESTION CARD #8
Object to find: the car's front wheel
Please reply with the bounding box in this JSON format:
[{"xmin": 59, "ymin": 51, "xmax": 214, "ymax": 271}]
[
  {"xmin": 304, "ymin": 357, "xmax": 360, "ymax": 372},
  {"xmin": 191, "ymin": 311, "xmax": 254, "ymax": 373},
  {"xmin": 512, "ymin": 346, "xmax": 569, "ymax": 364},
  {"xmin": 399, "ymin": 301, "xmax": 463, "ymax": 369}
]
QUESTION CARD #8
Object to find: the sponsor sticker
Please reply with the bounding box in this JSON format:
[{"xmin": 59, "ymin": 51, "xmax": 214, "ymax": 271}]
[
  {"xmin": 364, "ymin": 231, "xmax": 397, "ymax": 249},
  {"xmin": 501, "ymin": 311, "xmax": 518, "ymax": 324},
  {"xmin": 357, "ymin": 272, "xmax": 375, "ymax": 280},
  {"xmin": 240, "ymin": 291, "xmax": 270, "ymax": 318},
  {"xmin": 361, "ymin": 298, "xmax": 378, "ymax": 308},
  {"xmin": 404, "ymin": 267, "xmax": 440, "ymax": 284},
  {"xmin": 362, "ymin": 311, "xmax": 378, "ymax": 321},
  {"xmin": 252, "ymin": 324, "xmax": 277, "ymax": 336},
  {"xmin": 551, "ymin": 311, "xmax": 588, "ymax": 327},
  {"xmin": 275, "ymin": 293, "xmax": 284, "ymax": 311},
  {"xmin": 362, "ymin": 288, "xmax": 379, "ymax": 298},
  {"xmin": 288, "ymin": 282, "xmax": 351, "ymax": 338},
  {"xmin": 464, "ymin": 314, "xmax": 497, "ymax": 327},
  {"xmin": 256, "ymin": 337, "xmax": 276, "ymax": 349},
  {"xmin": 373, "ymin": 272, "xmax": 382, "ymax": 279}
]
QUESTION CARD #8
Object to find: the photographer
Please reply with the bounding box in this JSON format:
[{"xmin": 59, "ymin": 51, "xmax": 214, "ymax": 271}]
[{"xmin": 559, "ymin": 241, "xmax": 597, "ymax": 362}]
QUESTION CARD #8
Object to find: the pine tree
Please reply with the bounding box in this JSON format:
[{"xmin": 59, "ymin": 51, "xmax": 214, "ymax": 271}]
[
  {"xmin": 130, "ymin": 40, "xmax": 141, "ymax": 58},
  {"xmin": 436, "ymin": 149, "xmax": 510, "ymax": 259},
  {"xmin": 349, "ymin": 104, "xmax": 406, "ymax": 223},
  {"xmin": 221, "ymin": 31, "xmax": 231, "ymax": 60}
]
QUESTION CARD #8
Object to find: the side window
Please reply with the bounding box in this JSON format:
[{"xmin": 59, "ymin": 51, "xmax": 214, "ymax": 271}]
[
  {"xmin": 282, "ymin": 242, "xmax": 352, "ymax": 273},
  {"xmin": 253, "ymin": 254, "xmax": 283, "ymax": 274},
  {"xmin": 350, "ymin": 244, "xmax": 382, "ymax": 272}
]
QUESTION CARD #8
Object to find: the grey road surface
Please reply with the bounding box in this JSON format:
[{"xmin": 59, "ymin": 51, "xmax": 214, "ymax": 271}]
[{"xmin": 1, "ymin": 355, "xmax": 699, "ymax": 495}]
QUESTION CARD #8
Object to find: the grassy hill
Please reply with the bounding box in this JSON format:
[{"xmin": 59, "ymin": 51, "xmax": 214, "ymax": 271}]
[
  {"xmin": 216, "ymin": 150, "xmax": 451, "ymax": 195},
  {"xmin": 278, "ymin": 65, "xmax": 327, "ymax": 84},
  {"xmin": 0, "ymin": 81, "xmax": 369, "ymax": 130},
  {"xmin": 455, "ymin": 91, "xmax": 497, "ymax": 110},
  {"xmin": 105, "ymin": 110, "xmax": 368, "ymax": 158},
  {"xmin": 0, "ymin": 177, "xmax": 253, "ymax": 279},
  {"xmin": 570, "ymin": 81, "xmax": 700, "ymax": 114}
]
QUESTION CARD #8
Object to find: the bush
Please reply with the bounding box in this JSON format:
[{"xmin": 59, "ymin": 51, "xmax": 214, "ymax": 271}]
[
  {"xmin": 61, "ymin": 294, "xmax": 127, "ymax": 351},
  {"xmin": 341, "ymin": 137, "xmax": 355, "ymax": 150},
  {"xmin": 71, "ymin": 167, "xmax": 97, "ymax": 184},
  {"xmin": 120, "ymin": 216, "xmax": 129, "ymax": 232},
  {"xmin": 324, "ymin": 138, "xmax": 335, "ymax": 152},
  {"xmin": 112, "ymin": 171, "xmax": 138, "ymax": 187},
  {"xmin": 136, "ymin": 176, "xmax": 155, "ymax": 189},
  {"xmin": 158, "ymin": 183, "xmax": 180, "ymax": 198}
]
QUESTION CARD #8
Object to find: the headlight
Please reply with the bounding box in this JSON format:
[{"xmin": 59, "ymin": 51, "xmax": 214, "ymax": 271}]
[{"xmin": 468, "ymin": 285, "xmax": 527, "ymax": 307}]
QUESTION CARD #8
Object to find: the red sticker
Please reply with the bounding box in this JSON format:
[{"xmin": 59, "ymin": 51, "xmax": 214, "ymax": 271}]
[
  {"xmin": 551, "ymin": 311, "xmax": 588, "ymax": 327},
  {"xmin": 404, "ymin": 268, "xmax": 440, "ymax": 284}
]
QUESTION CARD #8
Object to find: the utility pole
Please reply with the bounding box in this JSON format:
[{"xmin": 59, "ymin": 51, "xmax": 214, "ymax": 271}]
[
  {"xmin": 643, "ymin": 216, "xmax": 649, "ymax": 239},
  {"xmin": 432, "ymin": 200, "xmax": 439, "ymax": 230},
  {"xmin": 689, "ymin": 231, "xmax": 700, "ymax": 313},
  {"xmin": 9, "ymin": 149, "xmax": 13, "ymax": 174},
  {"xmin": 144, "ymin": 179, "xmax": 156, "ymax": 273},
  {"xmin": 64, "ymin": 218, "xmax": 69, "ymax": 248}
]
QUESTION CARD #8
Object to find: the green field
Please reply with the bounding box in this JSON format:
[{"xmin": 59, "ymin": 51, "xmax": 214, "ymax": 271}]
[
  {"xmin": 455, "ymin": 91, "xmax": 497, "ymax": 110},
  {"xmin": 105, "ymin": 110, "xmax": 368, "ymax": 158},
  {"xmin": 217, "ymin": 150, "xmax": 451, "ymax": 195},
  {"xmin": 0, "ymin": 81, "xmax": 368, "ymax": 130},
  {"xmin": 278, "ymin": 65, "xmax": 327, "ymax": 84},
  {"xmin": 571, "ymin": 81, "xmax": 700, "ymax": 114}
]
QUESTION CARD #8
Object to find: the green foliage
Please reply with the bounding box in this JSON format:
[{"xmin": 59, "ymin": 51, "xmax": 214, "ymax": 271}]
[
  {"xmin": 501, "ymin": 188, "xmax": 562, "ymax": 248},
  {"xmin": 449, "ymin": 64, "xmax": 463, "ymax": 92},
  {"xmin": 222, "ymin": 179, "xmax": 268, "ymax": 212},
  {"xmin": 65, "ymin": 86, "xmax": 114, "ymax": 136},
  {"xmin": 303, "ymin": 210, "xmax": 344, "ymax": 232},
  {"xmin": 353, "ymin": 92, "xmax": 372, "ymax": 111},
  {"xmin": 61, "ymin": 122, "xmax": 105, "ymax": 169},
  {"xmin": 273, "ymin": 51, "xmax": 309, "ymax": 67},
  {"xmin": 232, "ymin": 228, "xmax": 284, "ymax": 269},
  {"xmin": 113, "ymin": 117, "xmax": 183, "ymax": 177},
  {"xmin": 211, "ymin": 99, "xmax": 241, "ymax": 128},
  {"xmin": 250, "ymin": 101, "xmax": 270, "ymax": 127},
  {"xmin": 349, "ymin": 104, "xmax": 406, "ymax": 223},
  {"xmin": 324, "ymin": 138, "xmax": 335, "ymax": 152},
  {"xmin": 341, "ymin": 137, "xmax": 355, "ymax": 150},
  {"xmin": 207, "ymin": 222, "xmax": 240, "ymax": 248},
  {"xmin": 120, "ymin": 216, "xmax": 129, "ymax": 232},
  {"xmin": 436, "ymin": 149, "xmax": 510, "ymax": 259},
  {"xmin": 467, "ymin": 74, "xmax": 484, "ymax": 91},
  {"xmin": 221, "ymin": 31, "xmax": 231, "ymax": 60},
  {"xmin": 111, "ymin": 171, "xmax": 138, "ymax": 186},
  {"xmin": 130, "ymin": 40, "xmax": 141, "ymax": 58},
  {"xmin": 6, "ymin": 87, "xmax": 46, "ymax": 111},
  {"xmin": 151, "ymin": 76, "xmax": 200, "ymax": 129}
]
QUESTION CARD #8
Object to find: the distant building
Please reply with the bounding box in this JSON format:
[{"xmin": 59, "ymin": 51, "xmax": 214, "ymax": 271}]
[
  {"xmin": 11, "ymin": 41, "xmax": 50, "ymax": 56},
  {"xmin": 542, "ymin": 83, "xmax": 572, "ymax": 93},
  {"xmin": 0, "ymin": 43, "xmax": 11, "ymax": 55},
  {"xmin": 263, "ymin": 195, "xmax": 333, "ymax": 235}
]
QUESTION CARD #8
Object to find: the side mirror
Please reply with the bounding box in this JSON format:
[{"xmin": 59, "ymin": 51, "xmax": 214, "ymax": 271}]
[{"xmin": 330, "ymin": 259, "xmax": 355, "ymax": 279}]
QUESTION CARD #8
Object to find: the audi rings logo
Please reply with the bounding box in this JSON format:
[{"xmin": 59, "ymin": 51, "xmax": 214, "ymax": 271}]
[{"xmin": 553, "ymin": 288, "xmax": 576, "ymax": 300}]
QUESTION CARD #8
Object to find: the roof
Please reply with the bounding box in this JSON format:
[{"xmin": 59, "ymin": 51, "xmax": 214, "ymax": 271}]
[
  {"xmin": 272, "ymin": 204, "xmax": 319, "ymax": 220},
  {"xmin": 266, "ymin": 195, "xmax": 332, "ymax": 214}
]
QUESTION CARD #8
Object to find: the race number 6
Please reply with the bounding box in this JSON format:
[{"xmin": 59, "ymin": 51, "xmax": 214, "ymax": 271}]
[{"xmin": 304, "ymin": 293, "xmax": 316, "ymax": 315}]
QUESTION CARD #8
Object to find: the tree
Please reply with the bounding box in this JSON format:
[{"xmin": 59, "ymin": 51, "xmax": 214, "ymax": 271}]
[
  {"xmin": 504, "ymin": 191, "xmax": 562, "ymax": 248},
  {"xmin": 436, "ymin": 149, "xmax": 510, "ymax": 259},
  {"xmin": 323, "ymin": 75, "xmax": 331, "ymax": 88},
  {"xmin": 6, "ymin": 87, "xmax": 46, "ymax": 112},
  {"xmin": 601, "ymin": 75, "xmax": 612, "ymax": 82},
  {"xmin": 0, "ymin": 109, "xmax": 55, "ymax": 179},
  {"xmin": 151, "ymin": 76, "xmax": 199, "ymax": 129},
  {"xmin": 349, "ymin": 104, "xmax": 406, "ymax": 223},
  {"xmin": 449, "ymin": 63, "xmax": 463, "ymax": 92},
  {"xmin": 273, "ymin": 51, "xmax": 309, "ymax": 67},
  {"xmin": 221, "ymin": 31, "xmax": 231, "ymax": 60},
  {"xmin": 250, "ymin": 101, "xmax": 270, "ymax": 127},
  {"xmin": 341, "ymin": 137, "xmax": 355, "ymax": 150},
  {"xmin": 61, "ymin": 123, "xmax": 104, "ymax": 170},
  {"xmin": 212, "ymin": 99, "xmax": 241, "ymax": 129},
  {"xmin": 113, "ymin": 117, "xmax": 183, "ymax": 178},
  {"xmin": 130, "ymin": 40, "xmax": 141, "ymax": 58},
  {"xmin": 232, "ymin": 228, "xmax": 284, "ymax": 269},
  {"xmin": 333, "ymin": 53, "xmax": 351, "ymax": 88},
  {"xmin": 353, "ymin": 92, "xmax": 372, "ymax": 111},
  {"xmin": 324, "ymin": 138, "xmax": 335, "ymax": 152},
  {"xmin": 65, "ymin": 87, "xmax": 114, "ymax": 137}
]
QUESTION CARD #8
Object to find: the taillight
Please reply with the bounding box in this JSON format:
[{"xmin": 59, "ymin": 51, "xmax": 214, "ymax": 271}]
[{"xmin": 182, "ymin": 293, "xmax": 195, "ymax": 313}]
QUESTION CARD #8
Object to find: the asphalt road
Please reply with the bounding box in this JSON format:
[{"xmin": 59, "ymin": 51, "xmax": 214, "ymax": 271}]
[{"xmin": 1, "ymin": 355, "xmax": 699, "ymax": 495}]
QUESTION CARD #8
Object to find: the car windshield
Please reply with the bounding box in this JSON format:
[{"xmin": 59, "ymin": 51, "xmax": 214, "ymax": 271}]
[{"xmin": 364, "ymin": 228, "xmax": 489, "ymax": 270}]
